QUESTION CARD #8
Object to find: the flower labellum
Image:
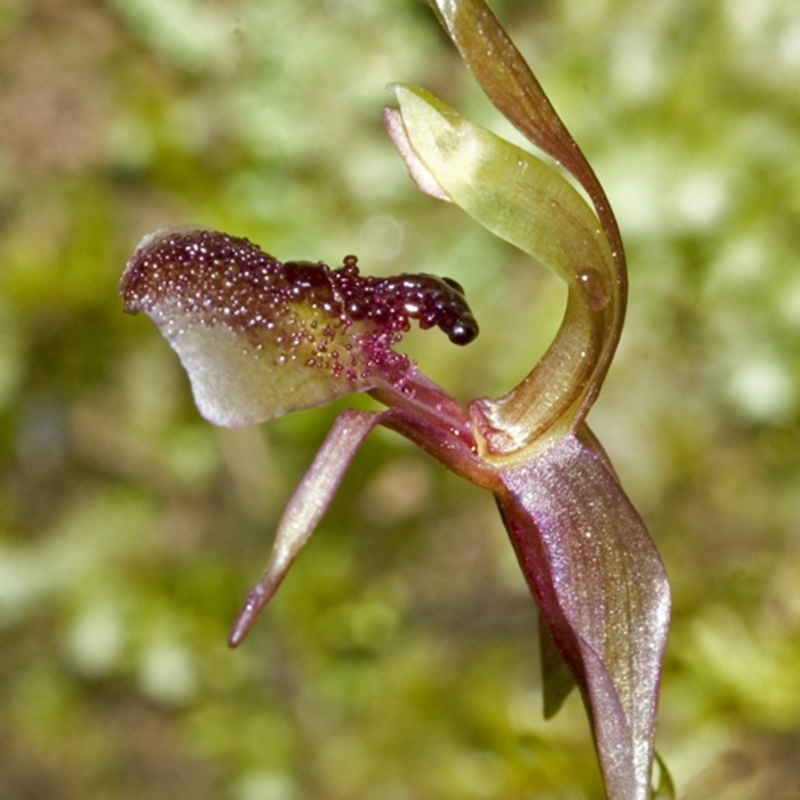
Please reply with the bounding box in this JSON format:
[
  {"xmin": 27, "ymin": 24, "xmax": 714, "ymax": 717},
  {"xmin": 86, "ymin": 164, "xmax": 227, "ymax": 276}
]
[{"xmin": 122, "ymin": 226, "xmax": 478, "ymax": 427}]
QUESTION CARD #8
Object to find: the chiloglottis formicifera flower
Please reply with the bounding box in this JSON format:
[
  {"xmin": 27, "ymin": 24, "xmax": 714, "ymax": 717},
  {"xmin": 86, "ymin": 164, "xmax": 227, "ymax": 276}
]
[{"xmin": 120, "ymin": 2, "xmax": 670, "ymax": 799}]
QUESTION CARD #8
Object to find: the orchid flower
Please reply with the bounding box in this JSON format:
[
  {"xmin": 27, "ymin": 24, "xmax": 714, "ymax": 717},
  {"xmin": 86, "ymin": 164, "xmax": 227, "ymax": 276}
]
[{"xmin": 120, "ymin": 1, "xmax": 670, "ymax": 798}]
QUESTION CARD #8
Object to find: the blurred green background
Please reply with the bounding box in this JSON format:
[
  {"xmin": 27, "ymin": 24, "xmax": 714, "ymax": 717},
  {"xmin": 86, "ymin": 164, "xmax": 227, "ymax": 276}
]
[{"xmin": 1, "ymin": 0, "xmax": 799, "ymax": 798}]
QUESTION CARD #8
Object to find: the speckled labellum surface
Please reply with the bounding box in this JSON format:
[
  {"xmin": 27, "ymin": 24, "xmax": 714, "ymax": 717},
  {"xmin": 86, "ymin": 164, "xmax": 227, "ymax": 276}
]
[{"xmin": 121, "ymin": 226, "xmax": 477, "ymax": 427}]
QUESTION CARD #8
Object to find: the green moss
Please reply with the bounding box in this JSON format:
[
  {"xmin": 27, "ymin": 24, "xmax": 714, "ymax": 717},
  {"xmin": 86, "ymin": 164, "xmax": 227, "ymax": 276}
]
[{"xmin": 1, "ymin": 0, "xmax": 798, "ymax": 797}]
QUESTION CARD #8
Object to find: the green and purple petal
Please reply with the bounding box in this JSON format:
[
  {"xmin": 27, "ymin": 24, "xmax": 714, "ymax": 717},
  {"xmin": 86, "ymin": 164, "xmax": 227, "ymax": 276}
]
[{"xmin": 496, "ymin": 432, "xmax": 669, "ymax": 800}]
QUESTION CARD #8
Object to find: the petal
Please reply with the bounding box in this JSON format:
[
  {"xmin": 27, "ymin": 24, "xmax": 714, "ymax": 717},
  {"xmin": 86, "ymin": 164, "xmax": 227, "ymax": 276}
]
[
  {"xmin": 388, "ymin": 85, "xmax": 618, "ymax": 453},
  {"xmin": 495, "ymin": 432, "xmax": 670, "ymax": 800},
  {"xmin": 428, "ymin": 0, "xmax": 625, "ymax": 271},
  {"xmin": 228, "ymin": 408, "xmax": 385, "ymax": 646},
  {"xmin": 389, "ymin": 86, "xmax": 612, "ymax": 303},
  {"xmin": 384, "ymin": 106, "xmax": 451, "ymax": 201},
  {"xmin": 228, "ymin": 396, "xmax": 496, "ymax": 647}
]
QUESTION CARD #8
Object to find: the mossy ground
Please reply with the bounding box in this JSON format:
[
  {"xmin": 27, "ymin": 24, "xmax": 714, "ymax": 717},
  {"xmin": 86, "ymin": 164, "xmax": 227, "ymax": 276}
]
[{"xmin": 1, "ymin": 1, "xmax": 798, "ymax": 798}]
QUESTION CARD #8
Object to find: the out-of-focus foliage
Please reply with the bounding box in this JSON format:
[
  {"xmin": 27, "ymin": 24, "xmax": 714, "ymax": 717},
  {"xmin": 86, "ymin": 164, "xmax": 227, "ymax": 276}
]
[{"xmin": 0, "ymin": 0, "xmax": 798, "ymax": 798}]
